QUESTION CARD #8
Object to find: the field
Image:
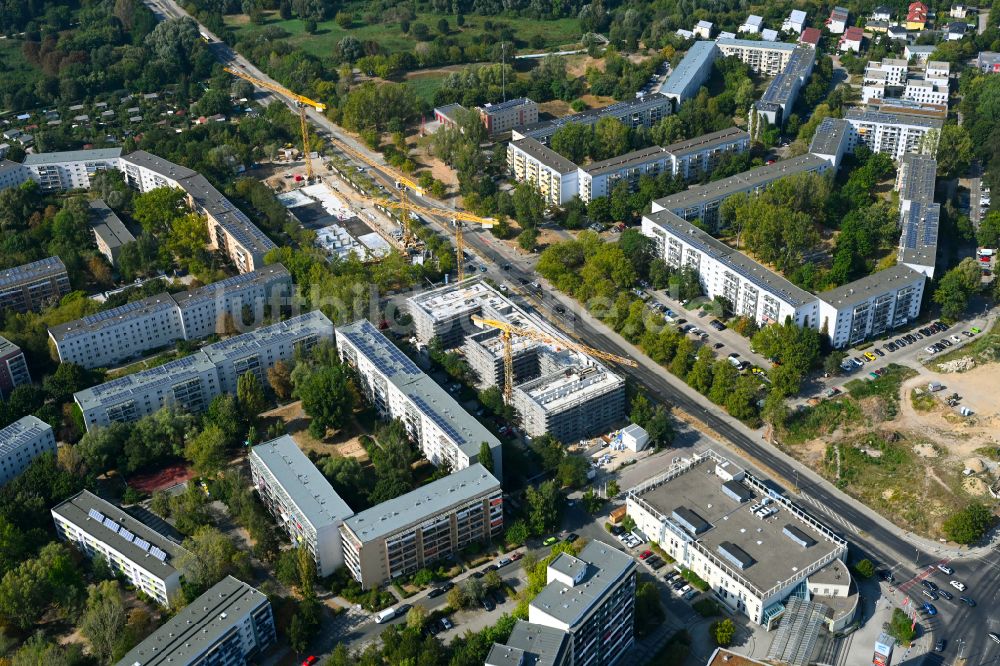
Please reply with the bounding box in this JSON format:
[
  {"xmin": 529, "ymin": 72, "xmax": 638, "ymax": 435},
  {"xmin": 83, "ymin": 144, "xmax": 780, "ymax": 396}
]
[
  {"xmin": 0, "ymin": 37, "xmax": 42, "ymax": 113},
  {"xmin": 404, "ymin": 72, "xmax": 449, "ymax": 103}
]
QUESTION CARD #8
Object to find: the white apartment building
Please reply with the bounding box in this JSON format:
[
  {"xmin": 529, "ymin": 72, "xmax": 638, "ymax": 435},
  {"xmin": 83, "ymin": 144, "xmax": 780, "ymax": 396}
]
[
  {"xmin": 818, "ymin": 265, "xmax": 926, "ymax": 348},
  {"xmin": 527, "ymin": 540, "xmax": 637, "ymax": 666},
  {"xmin": 905, "ymin": 44, "xmax": 936, "ymax": 63},
  {"xmin": 0, "ymin": 416, "xmax": 55, "ymax": 486},
  {"xmin": 739, "ymin": 15, "xmax": 763, "ymax": 34},
  {"xmin": 0, "ymin": 335, "xmax": 31, "ymax": 399},
  {"xmin": 508, "ymin": 138, "xmax": 579, "ymax": 206},
  {"xmin": 49, "ymin": 264, "xmax": 292, "ymax": 369},
  {"xmin": 335, "ymin": 319, "xmax": 502, "ymax": 479},
  {"xmin": 661, "ymin": 41, "xmax": 719, "ymax": 108},
  {"xmin": 694, "ymin": 20, "xmax": 714, "ymax": 39},
  {"xmin": 926, "ymin": 61, "xmax": 951, "ymax": 84},
  {"xmin": 754, "ymin": 47, "xmax": 816, "ymax": 126},
  {"xmin": 487, "ymin": 621, "xmax": 571, "ymax": 666},
  {"xmin": 902, "ymin": 80, "xmax": 948, "ymax": 105},
  {"xmin": 663, "ymin": 127, "xmax": 751, "ymax": 182},
  {"xmin": 250, "ymin": 435, "xmax": 354, "ymax": 576},
  {"xmin": 52, "ymin": 490, "xmax": 187, "ymax": 605},
  {"xmin": 340, "ymin": 464, "xmax": 502, "ymax": 589},
  {"xmin": 0, "ymin": 159, "xmax": 28, "ymax": 191},
  {"xmin": 627, "ymin": 452, "xmax": 853, "ymax": 630},
  {"xmin": 22, "ymin": 148, "xmax": 122, "ymax": 191},
  {"xmin": 479, "ymin": 98, "xmax": 539, "ymax": 134},
  {"xmin": 116, "ymin": 576, "xmax": 276, "ymax": 666},
  {"xmin": 74, "ymin": 311, "xmax": 333, "ymax": 430},
  {"xmin": 808, "ymin": 117, "xmax": 851, "ymax": 168},
  {"xmin": 0, "ymin": 256, "xmax": 71, "ymax": 313},
  {"xmin": 782, "ymin": 9, "xmax": 807, "ymax": 34},
  {"xmin": 844, "ymin": 109, "xmax": 943, "ymax": 160},
  {"xmin": 716, "ymin": 38, "xmax": 798, "ymax": 76}
]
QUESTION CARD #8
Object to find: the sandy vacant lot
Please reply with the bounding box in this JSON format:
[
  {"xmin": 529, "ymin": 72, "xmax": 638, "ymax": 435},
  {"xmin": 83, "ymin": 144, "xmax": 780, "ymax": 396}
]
[{"xmin": 262, "ymin": 401, "xmax": 370, "ymax": 464}]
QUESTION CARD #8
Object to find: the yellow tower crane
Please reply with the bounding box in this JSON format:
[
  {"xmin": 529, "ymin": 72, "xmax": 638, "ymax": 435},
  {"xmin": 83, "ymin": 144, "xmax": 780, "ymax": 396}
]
[
  {"xmin": 471, "ymin": 315, "xmax": 638, "ymax": 404},
  {"xmin": 224, "ymin": 67, "xmax": 326, "ymax": 181}
]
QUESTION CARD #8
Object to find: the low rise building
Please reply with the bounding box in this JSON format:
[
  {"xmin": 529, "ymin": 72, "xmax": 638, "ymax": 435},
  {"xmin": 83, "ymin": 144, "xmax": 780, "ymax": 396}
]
[
  {"xmin": 872, "ymin": 6, "xmax": 893, "ymax": 21},
  {"xmin": 783, "ymin": 10, "xmax": 808, "ymax": 34},
  {"xmin": 818, "ymin": 265, "xmax": 926, "ymax": 347},
  {"xmin": 716, "ymin": 38, "xmax": 798, "ymax": 76},
  {"xmin": 0, "ymin": 256, "xmax": 71, "ymax": 313},
  {"xmin": 22, "ymin": 148, "xmax": 122, "ymax": 191},
  {"xmin": 336, "ymin": 318, "xmax": 502, "ymax": 478},
  {"xmin": 250, "ymin": 435, "xmax": 355, "ymax": 576},
  {"xmin": 902, "ymin": 80, "xmax": 948, "ymax": 105},
  {"xmin": 976, "ymin": 51, "xmax": 1000, "ymax": 73},
  {"xmin": 0, "ymin": 159, "xmax": 28, "ymax": 191},
  {"xmin": 52, "ymin": 490, "xmax": 187, "ymax": 605},
  {"xmin": 89, "ymin": 199, "xmax": 135, "ymax": 265},
  {"xmin": 0, "ymin": 416, "xmax": 55, "ymax": 486},
  {"xmin": 887, "ymin": 25, "xmax": 909, "ymax": 40},
  {"xmin": 838, "ymin": 26, "xmax": 864, "ymax": 52},
  {"xmin": 340, "ymin": 463, "xmax": 502, "ymax": 589},
  {"xmin": 512, "ymin": 94, "xmax": 671, "ymax": 145},
  {"xmin": 905, "ymin": 44, "xmax": 936, "ymax": 63},
  {"xmin": 626, "ymin": 452, "xmax": 852, "ymax": 629},
  {"xmin": 694, "ymin": 20, "xmax": 714, "ymax": 39},
  {"xmin": 799, "ymin": 27, "xmax": 822, "ymax": 47},
  {"xmin": 479, "ymin": 98, "xmax": 538, "ymax": 134},
  {"xmin": 946, "ymin": 20, "xmax": 969, "ymax": 40},
  {"xmin": 660, "ymin": 41, "xmax": 720, "ymax": 108},
  {"xmin": 739, "ymin": 15, "xmax": 763, "ymax": 34},
  {"xmin": 906, "ymin": 1, "xmax": 929, "ymax": 30},
  {"xmin": 826, "ymin": 6, "xmax": 849, "ymax": 33},
  {"xmin": 434, "ymin": 103, "xmax": 468, "ymax": 128},
  {"xmin": 528, "ymin": 540, "xmax": 637, "ymax": 665},
  {"xmin": 951, "ymin": 3, "xmax": 970, "ymax": 18},
  {"xmin": 808, "ymin": 118, "xmax": 851, "ymax": 168},
  {"xmin": 0, "ymin": 335, "xmax": 31, "ymax": 399},
  {"xmin": 486, "ymin": 621, "xmax": 571, "ymax": 666},
  {"xmin": 507, "ymin": 137, "xmax": 580, "ymax": 206},
  {"xmin": 115, "ymin": 576, "xmax": 275, "ymax": 666}
]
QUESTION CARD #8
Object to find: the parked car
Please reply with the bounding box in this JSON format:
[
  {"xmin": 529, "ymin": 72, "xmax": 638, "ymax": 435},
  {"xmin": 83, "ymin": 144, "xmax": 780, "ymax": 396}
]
[
  {"xmin": 935, "ymin": 639, "xmax": 946, "ymax": 652},
  {"xmin": 960, "ymin": 596, "xmax": 976, "ymax": 607},
  {"xmin": 427, "ymin": 586, "xmax": 446, "ymax": 598},
  {"xmin": 481, "ymin": 597, "xmax": 496, "ymax": 611},
  {"xmin": 990, "ymin": 632, "xmax": 1000, "ymax": 644},
  {"xmin": 639, "ymin": 550, "xmax": 653, "ymax": 560},
  {"xmin": 565, "ymin": 533, "xmax": 579, "ymax": 543},
  {"xmin": 950, "ymin": 580, "xmax": 966, "ymax": 591},
  {"xmin": 303, "ymin": 657, "xmax": 318, "ymax": 665},
  {"xmin": 542, "ymin": 536, "xmax": 558, "ymax": 546},
  {"xmin": 511, "ymin": 552, "xmax": 523, "ymax": 561},
  {"xmin": 873, "ymin": 348, "xmax": 885, "ymax": 357},
  {"xmin": 864, "ymin": 352, "xmax": 877, "ymax": 362},
  {"xmin": 440, "ymin": 617, "xmax": 454, "ymax": 630},
  {"xmin": 496, "ymin": 557, "xmax": 511, "ymax": 568},
  {"xmin": 938, "ymin": 589, "xmax": 953, "ymax": 600}
]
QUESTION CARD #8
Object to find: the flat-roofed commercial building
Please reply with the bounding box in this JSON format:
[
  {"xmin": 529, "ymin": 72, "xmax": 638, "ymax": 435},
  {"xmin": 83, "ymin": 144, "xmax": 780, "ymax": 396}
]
[
  {"xmin": 649, "ymin": 153, "xmax": 831, "ymax": 230},
  {"xmin": 717, "ymin": 38, "xmax": 798, "ymax": 76},
  {"xmin": 513, "ymin": 364, "xmax": 625, "ymax": 443},
  {"xmin": 479, "ymin": 98, "xmax": 539, "ymax": 134},
  {"xmin": 486, "ymin": 621, "xmax": 571, "ymax": 666},
  {"xmin": 49, "ymin": 264, "xmax": 291, "ymax": 369},
  {"xmin": 0, "ymin": 416, "xmax": 55, "ymax": 486},
  {"xmin": 0, "ymin": 256, "xmax": 71, "ymax": 313},
  {"xmin": 508, "ymin": 138, "xmax": 580, "ymax": 206},
  {"xmin": 817, "ymin": 265, "xmax": 926, "ymax": 348},
  {"xmin": 528, "ymin": 540, "xmax": 637, "ymax": 666},
  {"xmin": 512, "ymin": 94, "xmax": 671, "ymax": 145},
  {"xmin": 0, "ymin": 335, "xmax": 31, "ymax": 399},
  {"xmin": 250, "ymin": 435, "xmax": 355, "ymax": 576},
  {"xmin": 844, "ymin": 108, "xmax": 943, "ymax": 160},
  {"xmin": 89, "ymin": 199, "xmax": 135, "ymax": 265},
  {"xmin": 336, "ymin": 319, "xmax": 502, "ymax": 479},
  {"xmin": 74, "ymin": 311, "xmax": 331, "ymax": 430},
  {"xmin": 52, "ymin": 490, "xmax": 187, "ymax": 605},
  {"xmin": 661, "ymin": 41, "xmax": 720, "ymax": 108},
  {"xmin": 22, "ymin": 148, "xmax": 122, "ymax": 191},
  {"xmin": 115, "ymin": 576, "xmax": 275, "ymax": 666},
  {"xmin": 753, "ymin": 47, "xmax": 816, "ymax": 126},
  {"xmin": 340, "ymin": 463, "xmax": 502, "ymax": 589},
  {"xmin": 626, "ymin": 452, "xmax": 852, "ymax": 629},
  {"xmin": 642, "ymin": 210, "xmax": 818, "ymax": 329}
]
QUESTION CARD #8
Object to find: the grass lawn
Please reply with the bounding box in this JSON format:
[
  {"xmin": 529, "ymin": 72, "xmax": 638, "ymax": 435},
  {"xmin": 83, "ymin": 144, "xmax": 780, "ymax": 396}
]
[
  {"xmin": 0, "ymin": 38, "xmax": 42, "ymax": 113},
  {"xmin": 225, "ymin": 11, "xmax": 582, "ymax": 59},
  {"xmin": 405, "ymin": 73, "xmax": 448, "ymax": 103}
]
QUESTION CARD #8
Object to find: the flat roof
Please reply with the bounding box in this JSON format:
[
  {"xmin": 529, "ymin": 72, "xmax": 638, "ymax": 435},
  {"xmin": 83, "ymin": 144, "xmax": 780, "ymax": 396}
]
[
  {"xmin": 0, "ymin": 256, "xmax": 67, "ymax": 288},
  {"xmin": 629, "ymin": 454, "xmax": 843, "ymax": 595},
  {"xmin": 342, "ymin": 463, "xmax": 499, "ymax": 543},
  {"xmin": 531, "ymin": 539, "xmax": 635, "ymax": 627},
  {"xmin": 760, "ymin": 48, "xmax": 815, "ymax": 106},
  {"xmin": 661, "ymin": 41, "xmax": 719, "ymax": 99},
  {"xmin": 250, "ymin": 435, "xmax": 354, "ymax": 527},
  {"xmin": 52, "ymin": 490, "xmax": 187, "ymax": 579},
  {"xmin": 115, "ymin": 576, "xmax": 268, "ymax": 666},
  {"xmin": 0, "ymin": 415, "xmax": 51, "ymax": 458},
  {"xmin": 818, "ymin": 263, "xmax": 925, "ymax": 308},
  {"xmin": 434, "ymin": 103, "xmax": 467, "ymax": 122},
  {"xmin": 717, "ymin": 37, "xmax": 797, "ymax": 52},
  {"xmin": 23, "ymin": 147, "xmax": 121, "ymax": 165},
  {"xmin": 482, "ymin": 98, "xmax": 536, "ymax": 114},
  {"xmin": 49, "ymin": 292, "xmax": 176, "ymax": 342},
  {"xmin": 510, "ymin": 138, "xmax": 578, "ymax": 174},
  {"xmin": 898, "ymin": 154, "xmax": 937, "ymax": 204},
  {"xmin": 89, "ymin": 199, "xmax": 135, "ymax": 250},
  {"xmin": 846, "ymin": 108, "xmax": 944, "ymax": 129},
  {"xmin": 515, "ymin": 364, "xmax": 624, "ymax": 413},
  {"xmin": 172, "ymin": 263, "xmax": 290, "ymax": 309},
  {"xmin": 517, "ymin": 94, "xmax": 670, "ymax": 140},
  {"xmin": 0, "ymin": 334, "xmax": 22, "ymax": 358},
  {"xmin": 74, "ymin": 351, "xmax": 218, "ymax": 412},
  {"xmin": 663, "ymin": 127, "xmax": 749, "ymax": 157},
  {"xmin": 201, "ymin": 311, "xmax": 331, "ymax": 364},
  {"xmin": 808, "ymin": 118, "xmax": 849, "ymax": 156},
  {"xmin": 122, "ymin": 149, "xmax": 197, "ymax": 181},
  {"xmin": 583, "ymin": 145, "xmax": 670, "ymax": 176},
  {"xmin": 897, "ymin": 201, "xmax": 939, "ymax": 268},
  {"xmin": 487, "ymin": 621, "xmax": 570, "ymax": 666}
]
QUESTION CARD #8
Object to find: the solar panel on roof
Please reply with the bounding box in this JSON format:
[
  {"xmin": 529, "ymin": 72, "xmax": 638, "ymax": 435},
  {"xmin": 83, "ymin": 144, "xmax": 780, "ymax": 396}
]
[
  {"xmin": 134, "ymin": 538, "xmax": 150, "ymax": 551},
  {"xmin": 411, "ymin": 395, "xmax": 467, "ymax": 445},
  {"xmin": 149, "ymin": 546, "xmax": 167, "ymax": 562},
  {"xmin": 88, "ymin": 508, "xmax": 105, "ymax": 521},
  {"xmin": 103, "ymin": 518, "xmax": 120, "ymax": 532}
]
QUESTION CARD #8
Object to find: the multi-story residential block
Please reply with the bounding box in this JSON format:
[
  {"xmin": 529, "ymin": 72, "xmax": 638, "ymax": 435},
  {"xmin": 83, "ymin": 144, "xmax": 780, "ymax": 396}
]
[
  {"xmin": 754, "ymin": 47, "xmax": 816, "ymax": 126},
  {"xmin": 626, "ymin": 452, "xmax": 853, "ymax": 630},
  {"xmin": 905, "ymin": 44, "xmax": 936, "ymax": 63},
  {"xmin": 649, "ymin": 153, "xmax": 832, "ymax": 230},
  {"xmin": 642, "ymin": 210, "xmax": 819, "ymax": 329},
  {"xmin": 115, "ymin": 576, "xmax": 276, "ymax": 666},
  {"xmin": 528, "ymin": 540, "xmax": 637, "ymax": 666},
  {"xmin": 22, "ymin": 148, "xmax": 122, "ymax": 191},
  {"xmin": 902, "ymin": 80, "xmax": 949, "ymax": 106},
  {"xmin": 340, "ymin": 463, "xmax": 502, "ymax": 589},
  {"xmin": 0, "ymin": 159, "xmax": 28, "ymax": 191},
  {"xmin": 479, "ymin": 98, "xmax": 539, "ymax": 134},
  {"xmin": 661, "ymin": 41, "xmax": 719, "ymax": 108},
  {"xmin": 0, "ymin": 256, "xmax": 71, "ymax": 313},
  {"xmin": 250, "ymin": 435, "xmax": 355, "ymax": 576},
  {"xmin": 511, "ymin": 94, "xmax": 671, "ymax": 145},
  {"xmin": 0, "ymin": 335, "xmax": 31, "ymax": 399},
  {"xmin": 976, "ymin": 51, "xmax": 1000, "ymax": 73},
  {"xmin": 664, "ymin": 127, "xmax": 751, "ymax": 181},
  {"xmin": 844, "ymin": 108, "xmax": 943, "ymax": 160},
  {"xmin": 808, "ymin": 118, "xmax": 851, "ymax": 168},
  {"xmin": 74, "ymin": 311, "xmax": 332, "ymax": 430},
  {"xmin": 335, "ymin": 319, "xmax": 502, "ymax": 478},
  {"xmin": 782, "ymin": 9, "xmax": 807, "ymax": 34},
  {"xmin": 826, "ymin": 6, "xmax": 849, "ymax": 33},
  {"xmin": 818, "ymin": 265, "xmax": 926, "ymax": 347},
  {"xmin": 89, "ymin": 199, "xmax": 135, "ymax": 266},
  {"xmin": 862, "ymin": 58, "xmax": 909, "ymax": 101},
  {"xmin": 926, "ymin": 61, "xmax": 951, "ymax": 84},
  {"xmin": 52, "ymin": 490, "xmax": 187, "ymax": 605},
  {"xmin": 716, "ymin": 38, "xmax": 798, "ymax": 76},
  {"xmin": 507, "ymin": 138, "xmax": 579, "ymax": 206},
  {"xmin": 0, "ymin": 416, "xmax": 55, "ymax": 486},
  {"xmin": 487, "ymin": 621, "xmax": 571, "ymax": 666},
  {"xmin": 49, "ymin": 264, "xmax": 291, "ymax": 369},
  {"xmin": 897, "ymin": 201, "xmax": 940, "ymax": 278},
  {"xmin": 512, "ymin": 363, "xmax": 625, "ymax": 443}
]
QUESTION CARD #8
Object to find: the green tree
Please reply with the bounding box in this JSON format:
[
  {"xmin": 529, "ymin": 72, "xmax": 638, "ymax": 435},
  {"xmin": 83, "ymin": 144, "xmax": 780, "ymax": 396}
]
[
  {"xmin": 592, "ymin": 117, "xmax": 630, "ymax": 160},
  {"xmin": 132, "ymin": 187, "xmax": 185, "ymax": 235},
  {"xmin": 550, "ymin": 122, "xmax": 592, "ymax": 163},
  {"xmin": 687, "ymin": 346, "xmax": 715, "ymax": 394},
  {"xmin": 943, "ymin": 502, "xmax": 994, "ymax": 544},
  {"xmin": 888, "ymin": 607, "xmax": 917, "ymax": 645},
  {"xmin": 80, "ymin": 580, "xmax": 127, "ymax": 664},
  {"xmin": 526, "ymin": 480, "xmax": 561, "ymax": 536},
  {"xmin": 478, "ymin": 441, "xmax": 495, "ymax": 474},
  {"xmin": 630, "ymin": 393, "xmax": 654, "ymax": 427},
  {"xmin": 177, "ymin": 526, "xmax": 251, "ymax": 590},
  {"xmin": 236, "ymin": 371, "xmax": 266, "ymax": 420},
  {"xmin": 293, "ymin": 363, "xmax": 356, "ymax": 438},
  {"xmin": 184, "ymin": 424, "xmax": 229, "ymax": 477},
  {"xmin": 936, "ymin": 124, "xmax": 973, "ymax": 179},
  {"xmin": 713, "ymin": 618, "xmax": 735, "ymax": 647},
  {"xmin": 531, "ymin": 433, "xmax": 566, "ymax": 472},
  {"xmin": 853, "ymin": 559, "xmax": 875, "ymax": 578},
  {"xmin": 505, "ymin": 519, "xmax": 530, "ymax": 546},
  {"xmin": 557, "ymin": 456, "xmax": 589, "ymax": 489},
  {"xmin": 670, "ymin": 337, "xmax": 695, "ymax": 377},
  {"xmin": 645, "ymin": 406, "xmax": 674, "ymax": 449},
  {"xmin": 978, "ymin": 210, "xmax": 1000, "ymax": 249},
  {"xmin": 518, "ymin": 227, "xmax": 539, "ymax": 252},
  {"xmin": 297, "ymin": 545, "xmax": 317, "ymax": 598},
  {"xmin": 708, "ymin": 360, "xmax": 738, "ymax": 405},
  {"xmin": 267, "ymin": 360, "xmax": 293, "ymax": 400},
  {"xmin": 606, "ymin": 479, "xmax": 620, "ymax": 497},
  {"xmin": 634, "ymin": 581, "xmax": 666, "ymax": 638},
  {"xmin": 406, "ymin": 604, "xmax": 429, "ymax": 631},
  {"xmin": 933, "ymin": 258, "xmax": 981, "ymax": 321},
  {"xmin": 725, "ymin": 376, "xmax": 760, "ymax": 423}
]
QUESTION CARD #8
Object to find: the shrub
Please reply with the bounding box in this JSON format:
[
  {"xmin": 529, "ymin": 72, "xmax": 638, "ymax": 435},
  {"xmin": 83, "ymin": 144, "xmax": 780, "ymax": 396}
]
[
  {"xmin": 679, "ymin": 567, "xmax": 710, "ymax": 591},
  {"xmin": 943, "ymin": 502, "xmax": 995, "ymax": 544},
  {"xmin": 711, "ymin": 618, "xmax": 735, "ymax": 646},
  {"xmin": 853, "ymin": 558, "xmax": 875, "ymax": 579},
  {"xmin": 888, "ymin": 607, "xmax": 915, "ymax": 645}
]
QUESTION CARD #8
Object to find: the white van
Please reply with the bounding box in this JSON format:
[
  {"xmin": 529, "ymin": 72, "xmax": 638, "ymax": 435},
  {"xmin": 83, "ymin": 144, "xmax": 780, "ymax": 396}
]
[{"xmin": 375, "ymin": 608, "xmax": 397, "ymax": 624}]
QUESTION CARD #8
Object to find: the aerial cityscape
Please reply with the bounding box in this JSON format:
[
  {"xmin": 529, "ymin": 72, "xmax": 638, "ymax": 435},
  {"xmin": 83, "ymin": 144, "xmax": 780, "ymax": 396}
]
[{"xmin": 1, "ymin": 1, "xmax": 1000, "ymax": 665}]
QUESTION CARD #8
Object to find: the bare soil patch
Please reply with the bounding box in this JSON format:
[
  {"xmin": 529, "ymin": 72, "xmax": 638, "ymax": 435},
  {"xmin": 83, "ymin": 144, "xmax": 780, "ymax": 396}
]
[{"xmin": 262, "ymin": 401, "xmax": 370, "ymax": 463}]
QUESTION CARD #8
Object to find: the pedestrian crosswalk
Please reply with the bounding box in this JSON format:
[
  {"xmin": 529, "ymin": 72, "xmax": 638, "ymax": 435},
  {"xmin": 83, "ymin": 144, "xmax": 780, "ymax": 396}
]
[{"xmin": 796, "ymin": 494, "xmax": 858, "ymax": 535}]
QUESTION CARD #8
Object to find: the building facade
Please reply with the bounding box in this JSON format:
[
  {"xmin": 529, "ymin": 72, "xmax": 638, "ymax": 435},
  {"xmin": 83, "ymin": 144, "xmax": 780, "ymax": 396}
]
[
  {"xmin": 89, "ymin": 199, "xmax": 135, "ymax": 265},
  {"xmin": 0, "ymin": 416, "xmax": 55, "ymax": 486},
  {"xmin": 340, "ymin": 464, "xmax": 502, "ymax": 589},
  {"xmin": 487, "ymin": 621, "xmax": 571, "ymax": 666},
  {"xmin": 250, "ymin": 435, "xmax": 354, "ymax": 576},
  {"xmin": 661, "ymin": 41, "xmax": 719, "ymax": 108},
  {"xmin": 115, "ymin": 576, "xmax": 276, "ymax": 666},
  {"xmin": 0, "ymin": 256, "xmax": 71, "ymax": 314},
  {"xmin": 528, "ymin": 540, "xmax": 637, "ymax": 666},
  {"xmin": 512, "ymin": 94, "xmax": 671, "ymax": 145},
  {"xmin": 479, "ymin": 98, "xmax": 539, "ymax": 134},
  {"xmin": 22, "ymin": 148, "xmax": 122, "ymax": 191},
  {"xmin": 716, "ymin": 38, "xmax": 798, "ymax": 76},
  {"xmin": 52, "ymin": 490, "xmax": 187, "ymax": 605},
  {"xmin": 754, "ymin": 47, "xmax": 816, "ymax": 126},
  {"xmin": 818, "ymin": 265, "xmax": 926, "ymax": 348},
  {"xmin": 664, "ymin": 127, "xmax": 751, "ymax": 182},
  {"xmin": 0, "ymin": 335, "xmax": 31, "ymax": 399},
  {"xmin": 512, "ymin": 364, "xmax": 626, "ymax": 443},
  {"xmin": 843, "ymin": 109, "xmax": 943, "ymax": 160},
  {"xmin": 507, "ymin": 138, "xmax": 580, "ymax": 206},
  {"xmin": 0, "ymin": 159, "xmax": 28, "ymax": 191}
]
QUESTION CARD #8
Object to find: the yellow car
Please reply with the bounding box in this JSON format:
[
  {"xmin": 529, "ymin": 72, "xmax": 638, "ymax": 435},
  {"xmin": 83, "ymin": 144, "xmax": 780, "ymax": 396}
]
[{"xmin": 864, "ymin": 352, "xmax": 877, "ymax": 362}]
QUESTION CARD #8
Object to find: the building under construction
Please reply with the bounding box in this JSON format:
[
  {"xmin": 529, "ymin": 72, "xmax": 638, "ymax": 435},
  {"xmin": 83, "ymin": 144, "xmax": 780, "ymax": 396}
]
[{"xmin": 407, "ymin": 279, "xmax": 625, "ymax": 442}]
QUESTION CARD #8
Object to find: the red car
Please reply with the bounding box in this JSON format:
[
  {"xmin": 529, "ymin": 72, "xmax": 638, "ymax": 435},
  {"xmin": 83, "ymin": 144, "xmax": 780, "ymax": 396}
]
[
  {"xmin": 639, "ymin": 550, "xmax": 653, "ymax": 560},
  {"xmin": 303, "ymin": 657, "xmax": 318, "ymax": 666},
  {"xmin": 511, "ymin": 552, "xmax": 523, "ymax": 561}
]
